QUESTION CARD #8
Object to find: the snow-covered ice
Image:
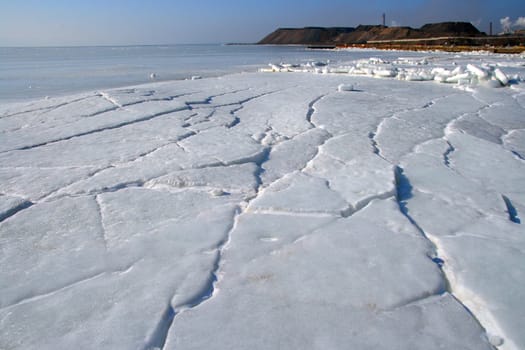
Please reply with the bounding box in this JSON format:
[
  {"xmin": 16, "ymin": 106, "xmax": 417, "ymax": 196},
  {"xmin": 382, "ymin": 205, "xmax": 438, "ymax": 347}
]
[{"xmin": 1, "ymin": 50, "xmax": 525, "ymax": 350}]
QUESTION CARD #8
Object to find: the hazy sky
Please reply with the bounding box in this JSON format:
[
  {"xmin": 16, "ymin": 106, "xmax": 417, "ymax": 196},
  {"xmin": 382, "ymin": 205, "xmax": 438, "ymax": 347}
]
[{"xmin": 1, "ymin": 0, "xmax": 524, "ymax": 46}]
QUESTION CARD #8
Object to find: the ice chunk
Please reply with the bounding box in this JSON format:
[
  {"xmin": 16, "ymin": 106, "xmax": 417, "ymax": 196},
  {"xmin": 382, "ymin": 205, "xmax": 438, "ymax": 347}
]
[
  {"xmin": 446, "ymin": 72, "xmax": 470, "ymax": 84},
  {"xmin": 178, "ymin": 127, "xmax": 267, "ymax": 166},
  {"xmin": 337, "ymin": 83, "xmax": 354, "ymax": 91},
  {"xmin": 249, "ymin": 172, "xmax": 350, "ymax": 216},
  {"xmin": 494, "ymin": 68, "xmax": 509, "ymax": 86},
  {"xmin": 447, "ymin": 131, "xmax": 525, "ymax": 206},
  {"xmin": 261, "ymin": 128, "xmax": 330, "ymax": 185},
  {"xmin": 305, "ymin": 134, "xmax": 396, "ymax": 210},
  {"xmin": 374, "ymin": 68, "xmax": 397, "ymax": 77},
  {"xmin": 467, "ymin": 64, "xmax": 489, "ymax": 80}
]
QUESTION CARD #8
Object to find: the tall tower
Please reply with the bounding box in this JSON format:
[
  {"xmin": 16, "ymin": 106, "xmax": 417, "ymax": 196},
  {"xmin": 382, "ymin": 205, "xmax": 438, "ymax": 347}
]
[
  {"xmin": 489, "ymin": 22, "xmax": 493, "ymax": 36},
  {"xmin": 382, "ymin": 13, "xmax": 386, "ymax": 26}
]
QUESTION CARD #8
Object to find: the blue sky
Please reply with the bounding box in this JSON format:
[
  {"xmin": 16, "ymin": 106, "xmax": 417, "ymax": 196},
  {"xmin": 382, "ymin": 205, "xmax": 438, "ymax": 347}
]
[{"xmin": 0, "ymin": 0, "xmax": 524, "ymax": 46}]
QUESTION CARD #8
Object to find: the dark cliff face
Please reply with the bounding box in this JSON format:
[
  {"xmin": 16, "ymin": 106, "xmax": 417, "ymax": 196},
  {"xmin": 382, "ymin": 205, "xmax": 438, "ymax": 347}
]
[
  {"xmin": 337, "ymin": 25, "xmax": 422, "ymax": 44},
  {"xmin": 419, "ymin": 22, "xmax": 483, "ymax": 36},
  {"xmin": 258, "ymin": 22, "xmax": 484, "ymax": 45}
]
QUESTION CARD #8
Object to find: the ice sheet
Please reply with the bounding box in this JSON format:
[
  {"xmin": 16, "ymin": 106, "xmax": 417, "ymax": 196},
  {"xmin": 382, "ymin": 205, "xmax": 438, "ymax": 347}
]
[{"xmin": 1, "ymin": 51, "xmax": 525, "ymax": 350}]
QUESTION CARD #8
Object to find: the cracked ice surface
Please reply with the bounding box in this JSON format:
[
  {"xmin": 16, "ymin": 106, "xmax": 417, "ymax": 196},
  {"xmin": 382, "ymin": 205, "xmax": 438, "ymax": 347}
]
[{"xmin": 1, "ymin": 53, "xmax": 525, "ymax": 350}]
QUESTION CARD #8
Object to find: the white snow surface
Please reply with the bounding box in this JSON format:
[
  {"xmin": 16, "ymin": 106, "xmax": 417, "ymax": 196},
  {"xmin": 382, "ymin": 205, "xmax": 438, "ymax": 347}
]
[{"xmin": 1, "ymin": 51, "xmax": 525, "ymax": 350}]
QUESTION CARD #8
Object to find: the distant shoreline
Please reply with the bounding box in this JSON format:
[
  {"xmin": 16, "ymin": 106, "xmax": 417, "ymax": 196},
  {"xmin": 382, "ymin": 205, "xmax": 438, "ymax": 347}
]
[
  {"xmin": 240, "ymin": 42, "xmax": 525, "ymax": 55},
  {"xmin": 337, "ymin": 42, "xmax": 525, "ymax": 54},
  {"xmin": 257, "ymin": 22, "xmax": 525, "ymax": 54}
]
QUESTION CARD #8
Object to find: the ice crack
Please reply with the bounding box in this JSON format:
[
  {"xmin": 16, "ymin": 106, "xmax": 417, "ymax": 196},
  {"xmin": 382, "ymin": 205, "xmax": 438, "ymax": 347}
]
[
  {"xmin": 368, "ymin": 131, "xmax": 389, "ymax": 161},
  {"xmin": 82, "ymin": 106, "xmax": 120, "ymax": 118},
  {"xmin": 350, "ymin": 190, "xmax": 397, "ymax": 215},
  {"xmin": 394, "ymin": 166, "xmax": 451, "ymax": 288},
  {"xmin": 185, "ymin": 87, "xmax": 266, "ymax": 110},
  {"xmin": 0, "ymin": 94, "xmax": 97, "ymax": 119},
  {"xmin": 0, "ymin": 200, "xmax": 33, "ymax": 223},
  {"xmin": 144, "ymin": 206, "xmax": 242, "ymax": 350},
  {"xmin": 6, "ymin": 106, "xmax": 191, "ymax": 153},
  {"xmin": 393, "ymin": 165, "xmax": 498, "ymax": 342},
  {"xmin": 118, "ymin": 92, "xmax": 198, "ymax": 108},
  {"xmin": 226, "ymin": 104, "xmax": 243, "ymax": 129},
  {"xmin": 502, "ymin": 195, "xmax": 521, "ymax": 224},
  {"xmin": 511, "ymin": 150, "xmax": 525, "ymax": 161},
  {"xmin": 146, "ymin": 143, "xmax": 272, "ymax": 348},
  {"xmin": 143, "ymin": 304, "xmax": 176, "ymax": 350},
  {"xmin": 443, "ymin": 140, "xmax": 456, "ymax": 168},
  {"xmin": 0, "ymin": 262, "xmax": 137, "ymax": 311},
  {"xmin": 306, "ymin": 94, "xmax": 326, "ymax": 128},
  {"xmin": 189, "ymin": 206, "xmax": 241, "ymax": 306},
  {"xmin": 390, "ymin": 291, "xmax": 449, "ymax": 311}
]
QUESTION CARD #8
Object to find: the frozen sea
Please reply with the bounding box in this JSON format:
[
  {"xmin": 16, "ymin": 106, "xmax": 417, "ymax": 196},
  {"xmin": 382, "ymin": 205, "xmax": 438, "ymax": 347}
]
[
  {"xmin": 0, "ymin": 44, "xmax": 423, "ymax": 103},
  {"xmin": 1, "ymin": 46, "xmax": 525, "ymax": 350}
]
